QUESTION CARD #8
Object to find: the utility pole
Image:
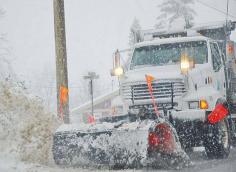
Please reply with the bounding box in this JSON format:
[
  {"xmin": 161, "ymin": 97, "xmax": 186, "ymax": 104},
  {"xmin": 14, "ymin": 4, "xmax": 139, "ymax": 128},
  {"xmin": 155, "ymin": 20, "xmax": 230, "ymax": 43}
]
[
  {"xmin": 53, "ymin": 0, "xmax": 70, "ymax": 123},
  {"xmin": 84, "ymin": 72, "xmax": 99, "ymax": 117}
]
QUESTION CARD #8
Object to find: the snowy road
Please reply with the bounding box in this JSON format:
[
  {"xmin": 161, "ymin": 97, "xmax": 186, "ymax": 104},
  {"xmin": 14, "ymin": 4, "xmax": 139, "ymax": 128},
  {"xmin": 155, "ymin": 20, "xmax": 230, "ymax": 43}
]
[
  {"xmin": 173, "ymin": 147, "xmax": 236, "ymax": 172},
  {"xmin": 1, "ymin": 148, "xmax": 236, "ymax": 172}
]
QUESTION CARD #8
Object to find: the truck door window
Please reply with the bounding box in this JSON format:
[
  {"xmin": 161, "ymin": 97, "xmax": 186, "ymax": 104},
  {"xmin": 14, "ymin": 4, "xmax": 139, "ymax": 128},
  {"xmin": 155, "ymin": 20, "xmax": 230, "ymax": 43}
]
[{"xmin": 210, "ymin": 43, "xmax": 222, "ymax": 72}]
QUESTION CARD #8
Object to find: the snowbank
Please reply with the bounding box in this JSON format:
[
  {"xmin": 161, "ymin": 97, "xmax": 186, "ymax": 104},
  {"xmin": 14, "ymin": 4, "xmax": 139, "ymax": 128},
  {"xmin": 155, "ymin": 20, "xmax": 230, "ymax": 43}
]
[{"xmin": 0, "ymin": 80, "xmax": 61, "ymax": 165}]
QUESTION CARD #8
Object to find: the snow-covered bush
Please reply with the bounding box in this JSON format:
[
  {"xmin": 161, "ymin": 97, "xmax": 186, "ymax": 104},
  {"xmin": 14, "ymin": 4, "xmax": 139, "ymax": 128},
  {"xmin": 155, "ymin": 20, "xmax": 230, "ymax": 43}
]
[{"xmin": 0, "ymin": 80, "xmax": 61, "ymax": 164}]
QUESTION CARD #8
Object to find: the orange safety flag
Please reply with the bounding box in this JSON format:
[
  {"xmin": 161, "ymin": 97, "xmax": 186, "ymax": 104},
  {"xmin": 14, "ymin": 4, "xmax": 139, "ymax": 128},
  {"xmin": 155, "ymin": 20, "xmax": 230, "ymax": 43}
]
[
  {"xmin": 60, "ymin": 86, "xmax": 69, "ymax": 104},
  {"xmin": 145, "ymin": 74, "xmax": 159, "ymax": 116},
  {"xmin": 208, "ymin": 104, "xmax": 229, "ymax": 124},
  {"xmin": 59, "ymin": 86, "xmax": 69, "ymax": 120},
  {"xmin": 146, "ymin": 74, "xmax": 155, "ymax": 83},
  {"xmin": 146, "ymin": 74, "xmax": 155, "ymax": 92}
]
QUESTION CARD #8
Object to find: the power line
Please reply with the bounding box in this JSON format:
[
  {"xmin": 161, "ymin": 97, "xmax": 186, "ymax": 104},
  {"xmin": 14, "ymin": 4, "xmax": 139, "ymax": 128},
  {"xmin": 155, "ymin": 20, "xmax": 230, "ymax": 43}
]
[{"xmin": 196, "ymin": 0, "xmax": 236, "ymax": 19}]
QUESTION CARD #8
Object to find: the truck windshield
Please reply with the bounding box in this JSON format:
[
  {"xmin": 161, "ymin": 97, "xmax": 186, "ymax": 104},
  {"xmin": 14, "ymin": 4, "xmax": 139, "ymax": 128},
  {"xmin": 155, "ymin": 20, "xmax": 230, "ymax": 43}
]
[{"xmin": 130, "ymin": 41, "xmax": 208, "ymax": 69}]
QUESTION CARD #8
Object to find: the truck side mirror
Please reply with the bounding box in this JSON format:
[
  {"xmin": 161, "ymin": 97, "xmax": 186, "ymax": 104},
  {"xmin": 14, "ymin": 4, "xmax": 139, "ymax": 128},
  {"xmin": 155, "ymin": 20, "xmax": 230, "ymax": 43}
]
[
  {"xmin": 114, "ymin": 50, "xmax": 120, "ymax": 68},
  {"xmin": 110, "ymin": 50, "xmax": 124, "ymax": 76}
]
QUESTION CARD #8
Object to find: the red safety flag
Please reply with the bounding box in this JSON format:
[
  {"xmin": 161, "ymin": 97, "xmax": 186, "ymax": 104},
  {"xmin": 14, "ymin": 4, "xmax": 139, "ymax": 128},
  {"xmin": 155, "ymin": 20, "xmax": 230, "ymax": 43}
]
[
  {"xmin": 148, "ymin": 123, "xmax": 177, "ymax": 153},
  {"xmin": 88, "ymin": 115, "xmax": 95, "ymax": 124},
  {"xmin": 145, "ymin": 74, "xmax": 160, "ymax": 116},
  {"xmin": 208, "ymin": 104, "xmax": 229, "ymax": 124},
  {"xmin": 156, "ymin": 123, "xmax": 176, "ymax": 153}
]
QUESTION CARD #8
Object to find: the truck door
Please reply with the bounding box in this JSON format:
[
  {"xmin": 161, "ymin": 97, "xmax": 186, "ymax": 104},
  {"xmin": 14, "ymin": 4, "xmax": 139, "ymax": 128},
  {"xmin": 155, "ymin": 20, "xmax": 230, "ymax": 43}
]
[{"xmin": 210, "ymin": 42, "xmax": 226, "ymax": 97}]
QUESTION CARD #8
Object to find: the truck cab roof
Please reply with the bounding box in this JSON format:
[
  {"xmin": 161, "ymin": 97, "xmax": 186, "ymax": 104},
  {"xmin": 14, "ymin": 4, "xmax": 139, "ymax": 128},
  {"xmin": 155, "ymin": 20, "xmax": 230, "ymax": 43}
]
[{"xmin": 134, "ymin": 36, "xmax": 211, "ymax": 48}]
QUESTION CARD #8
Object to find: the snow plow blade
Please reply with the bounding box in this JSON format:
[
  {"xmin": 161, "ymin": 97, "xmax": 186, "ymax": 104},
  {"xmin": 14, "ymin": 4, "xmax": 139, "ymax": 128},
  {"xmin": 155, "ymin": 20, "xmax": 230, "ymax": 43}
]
[{"xmin": 52, "ymin": 119, "xmax": 191, "ymax": 169}]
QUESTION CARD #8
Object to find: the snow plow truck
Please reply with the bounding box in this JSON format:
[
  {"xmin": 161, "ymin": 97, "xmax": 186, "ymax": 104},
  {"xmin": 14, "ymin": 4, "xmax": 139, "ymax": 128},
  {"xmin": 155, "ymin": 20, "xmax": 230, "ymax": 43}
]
[{"xmin": 52, "ymin": 21, "xmax": 236, "ymax": 169}]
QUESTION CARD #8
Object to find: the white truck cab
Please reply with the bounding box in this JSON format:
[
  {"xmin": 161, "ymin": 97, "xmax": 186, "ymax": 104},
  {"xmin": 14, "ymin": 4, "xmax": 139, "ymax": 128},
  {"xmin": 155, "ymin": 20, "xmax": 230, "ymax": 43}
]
[{"xmin": 121, "ymin": 36, "xmax": 226, "ymax": 116}]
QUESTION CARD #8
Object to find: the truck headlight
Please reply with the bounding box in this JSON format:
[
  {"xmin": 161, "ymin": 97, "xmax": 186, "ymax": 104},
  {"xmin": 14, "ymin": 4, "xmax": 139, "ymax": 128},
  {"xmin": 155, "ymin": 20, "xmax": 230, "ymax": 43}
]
[
  {"xmin": 114, "ymin": 67, "xmax": 124, "ymax": 76},
  {"xmin": 181, "ymin": 60, "xmax": 190, "ymax": 71},
  {"xmin": 180, "ymin": 53, "xmax": 195, "ymax": 74},
  {"xmin": 189, "ymin": 101, "xmax": 199, "ymax": 109},
  {"xmin": 181, "ymin": 54, "xmax": 190, "ymax": 74}
]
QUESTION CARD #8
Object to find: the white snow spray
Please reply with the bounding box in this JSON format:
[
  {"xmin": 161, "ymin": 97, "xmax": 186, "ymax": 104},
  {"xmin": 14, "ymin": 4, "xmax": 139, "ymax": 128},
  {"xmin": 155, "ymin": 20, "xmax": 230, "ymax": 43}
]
[{"xmin": 0, "ymin": 80, "xmax": 61, "ymax": 164}]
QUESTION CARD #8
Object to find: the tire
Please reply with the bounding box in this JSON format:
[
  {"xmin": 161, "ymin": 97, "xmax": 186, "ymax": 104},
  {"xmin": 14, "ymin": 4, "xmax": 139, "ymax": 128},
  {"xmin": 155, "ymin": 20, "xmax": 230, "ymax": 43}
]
[{"xmin": 204, "ymin": 119, "xmax": 231, "ymax": 159}]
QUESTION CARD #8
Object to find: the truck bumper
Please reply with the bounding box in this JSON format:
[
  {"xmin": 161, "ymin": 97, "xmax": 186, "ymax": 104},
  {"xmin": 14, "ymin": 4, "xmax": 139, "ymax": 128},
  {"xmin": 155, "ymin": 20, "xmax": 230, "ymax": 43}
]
[{"xmin": 171, "ymin": 109, "xmax": 207, "ymax": 121}]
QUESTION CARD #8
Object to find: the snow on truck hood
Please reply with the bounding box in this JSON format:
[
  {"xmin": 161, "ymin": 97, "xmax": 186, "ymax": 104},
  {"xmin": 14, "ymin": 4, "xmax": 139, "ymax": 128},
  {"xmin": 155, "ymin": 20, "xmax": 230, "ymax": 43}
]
[{"xmin": 122, "ymin": 64, "xmax": 183, "ymax": 83}]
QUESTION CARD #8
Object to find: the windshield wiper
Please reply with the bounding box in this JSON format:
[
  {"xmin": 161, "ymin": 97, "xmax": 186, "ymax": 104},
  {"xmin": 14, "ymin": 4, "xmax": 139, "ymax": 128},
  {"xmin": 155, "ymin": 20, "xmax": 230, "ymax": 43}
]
[{"xmin": 132, "ymin": 64, "xmax": 157, "ymax": 69}]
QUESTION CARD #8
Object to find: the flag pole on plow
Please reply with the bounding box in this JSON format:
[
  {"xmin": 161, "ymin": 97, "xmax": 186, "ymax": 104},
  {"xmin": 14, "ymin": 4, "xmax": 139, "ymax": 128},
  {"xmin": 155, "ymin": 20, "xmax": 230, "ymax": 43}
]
[{"xmin": 145, "ymin": 74, "xmax": 160, "ymax": 116}]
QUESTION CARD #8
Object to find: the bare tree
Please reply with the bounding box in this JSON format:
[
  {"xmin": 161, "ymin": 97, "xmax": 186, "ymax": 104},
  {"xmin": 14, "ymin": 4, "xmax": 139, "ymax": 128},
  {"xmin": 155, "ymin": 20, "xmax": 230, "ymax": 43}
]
[
  {"xmin": 35, "ymin": 66, "xmax": 56, "ymax": 111},
  {"xmin": 128, "ymin": 18, "xmax": 142, "ymax": 48},
  {"xmin": 128, "ymin": 17, "xmax": 142, "ymax": 64},
  {"xmin": 0, "ymin": 9, "xmax": 15, "ymax": 81},
  {"xmin": 155, "ymin": 0, "xmax": 196, "ymax": 29}
]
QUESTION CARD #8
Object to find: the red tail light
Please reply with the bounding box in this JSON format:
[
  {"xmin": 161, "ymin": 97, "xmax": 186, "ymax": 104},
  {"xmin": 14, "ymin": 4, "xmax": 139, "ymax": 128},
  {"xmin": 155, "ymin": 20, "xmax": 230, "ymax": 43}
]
[
  {"xmin": 148, "ymin": 132, "xmax": 160, "ymax": 146},
  {"xmin": 208, "ymin": 104, "xmax": 228, "ymax": 124}
]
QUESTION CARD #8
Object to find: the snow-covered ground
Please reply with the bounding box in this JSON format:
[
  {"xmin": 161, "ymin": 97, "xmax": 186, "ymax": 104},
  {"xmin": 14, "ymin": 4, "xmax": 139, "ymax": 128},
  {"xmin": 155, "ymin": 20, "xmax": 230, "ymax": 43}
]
[
  {"xmin": 0, "ymin": 153, "xmax": 84, "ymax": 172},
  {"xmin": 1, "ymin": 148, "xmax": 236, "ymax": 172}
]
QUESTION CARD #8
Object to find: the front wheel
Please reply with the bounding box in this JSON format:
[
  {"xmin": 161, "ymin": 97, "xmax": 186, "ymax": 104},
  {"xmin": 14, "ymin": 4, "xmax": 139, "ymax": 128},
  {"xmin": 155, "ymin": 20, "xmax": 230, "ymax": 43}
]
[{"xmin": 204, "ymin": 119, "xmax": 231, "ymax": 159}]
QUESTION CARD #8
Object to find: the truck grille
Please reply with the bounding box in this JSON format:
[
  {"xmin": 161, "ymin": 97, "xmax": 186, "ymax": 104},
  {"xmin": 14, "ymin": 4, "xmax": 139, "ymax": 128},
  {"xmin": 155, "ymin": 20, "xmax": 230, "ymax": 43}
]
[{"xmin": 121, "ymin": 79, "xmax": 186, "ymax": 102}]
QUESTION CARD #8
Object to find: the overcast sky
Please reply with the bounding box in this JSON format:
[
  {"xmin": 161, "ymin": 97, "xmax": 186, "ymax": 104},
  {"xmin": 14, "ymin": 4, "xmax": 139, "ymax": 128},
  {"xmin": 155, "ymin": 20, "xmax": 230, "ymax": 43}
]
[{"xmin": 0, "ymin": 0, "xmax": 235, "ymax": 110}]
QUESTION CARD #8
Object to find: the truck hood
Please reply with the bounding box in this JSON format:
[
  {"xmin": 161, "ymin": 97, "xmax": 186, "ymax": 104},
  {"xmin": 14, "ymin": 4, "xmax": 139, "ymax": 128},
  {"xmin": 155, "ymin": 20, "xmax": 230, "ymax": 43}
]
[{"xmin": 122, "ymin": 64, "xmax": 183, "ymax": 83}]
